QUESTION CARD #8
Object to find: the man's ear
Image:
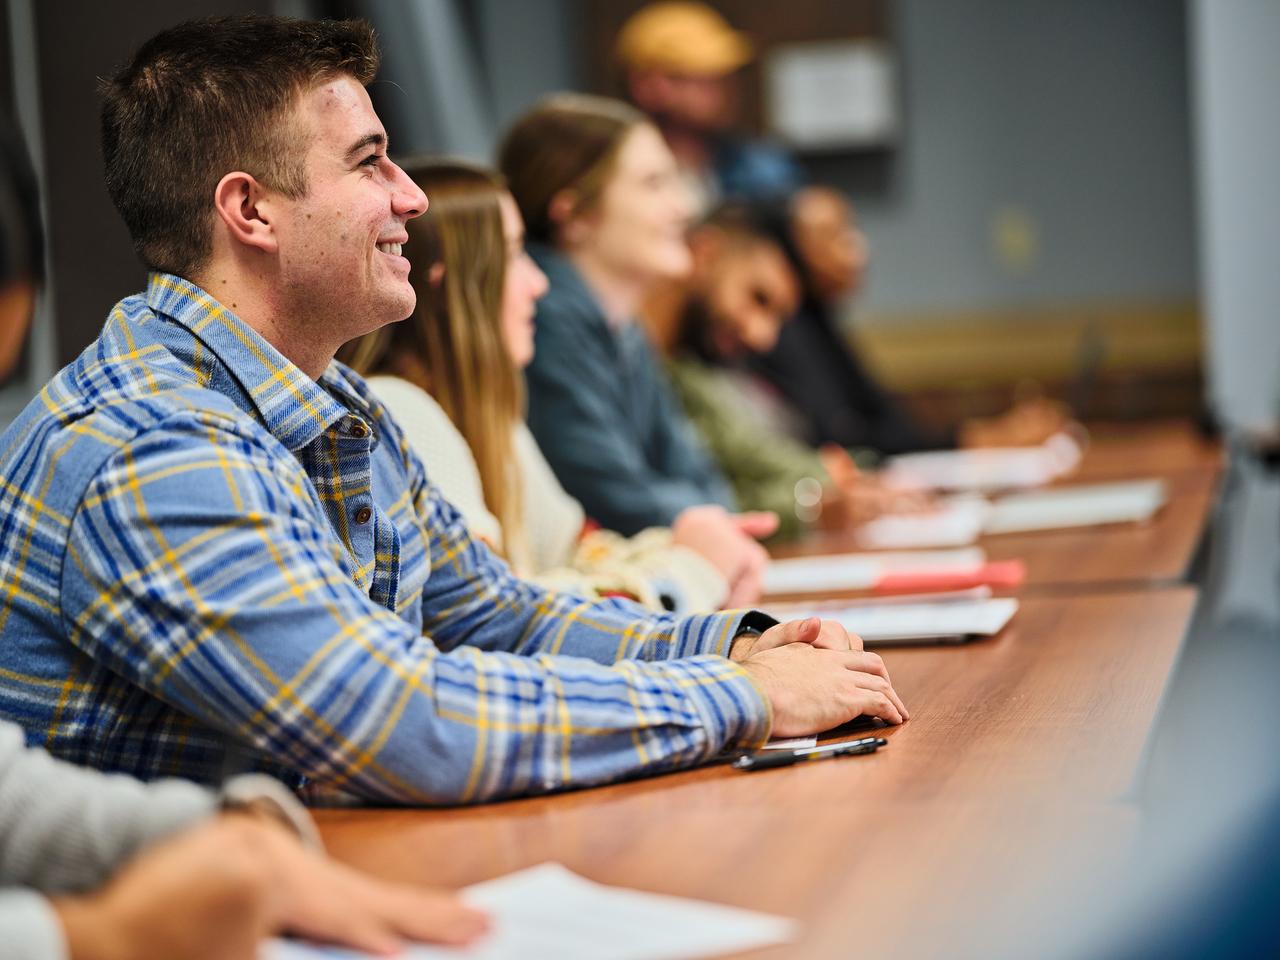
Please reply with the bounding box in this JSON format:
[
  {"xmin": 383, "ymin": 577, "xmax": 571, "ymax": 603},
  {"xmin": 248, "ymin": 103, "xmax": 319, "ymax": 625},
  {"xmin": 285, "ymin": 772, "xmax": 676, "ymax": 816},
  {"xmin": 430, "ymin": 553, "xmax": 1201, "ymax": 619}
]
[{"xmin": 213, "ymin": 171, "xmax": 278, "ymax": 255}]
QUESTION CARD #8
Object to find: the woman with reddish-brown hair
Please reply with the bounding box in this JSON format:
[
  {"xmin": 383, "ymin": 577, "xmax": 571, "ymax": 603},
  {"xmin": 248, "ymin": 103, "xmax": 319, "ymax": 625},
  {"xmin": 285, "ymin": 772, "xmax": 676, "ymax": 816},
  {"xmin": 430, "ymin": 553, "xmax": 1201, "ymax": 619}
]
[{"xmin": 498, "ymin": 93, "xmax": 774, "ymax": 607}]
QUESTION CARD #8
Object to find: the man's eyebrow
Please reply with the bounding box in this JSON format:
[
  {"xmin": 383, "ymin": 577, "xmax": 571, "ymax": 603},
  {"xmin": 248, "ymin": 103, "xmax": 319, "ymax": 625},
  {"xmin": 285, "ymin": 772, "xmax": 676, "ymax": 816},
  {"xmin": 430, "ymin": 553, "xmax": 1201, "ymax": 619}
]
[{"xmin": 344, "ymin": 132, "xmax": 387, "ymax": 162}]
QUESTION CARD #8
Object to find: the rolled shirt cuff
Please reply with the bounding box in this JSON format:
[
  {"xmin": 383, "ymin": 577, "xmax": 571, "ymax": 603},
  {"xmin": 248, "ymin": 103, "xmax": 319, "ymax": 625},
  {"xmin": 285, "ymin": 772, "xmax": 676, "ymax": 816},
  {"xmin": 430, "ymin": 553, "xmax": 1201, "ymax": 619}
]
[{"xmin": 674, "ymin": 655, "xmax": 773, "ymax": 753}]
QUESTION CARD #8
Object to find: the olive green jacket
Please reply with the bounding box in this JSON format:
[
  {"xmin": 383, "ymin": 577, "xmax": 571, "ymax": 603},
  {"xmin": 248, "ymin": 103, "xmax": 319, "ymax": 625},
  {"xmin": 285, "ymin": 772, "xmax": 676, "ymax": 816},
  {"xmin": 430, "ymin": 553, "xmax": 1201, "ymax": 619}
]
[{"xmin": 666, "ymin": 355, "xmax": 829, "ymax": 541}]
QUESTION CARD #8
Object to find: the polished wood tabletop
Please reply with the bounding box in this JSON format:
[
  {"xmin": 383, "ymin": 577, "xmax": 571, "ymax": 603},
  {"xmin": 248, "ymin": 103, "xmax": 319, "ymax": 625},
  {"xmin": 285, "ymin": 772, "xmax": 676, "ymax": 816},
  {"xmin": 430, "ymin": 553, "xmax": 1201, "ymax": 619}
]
[
  {"xmin": 1072, "ymin": 418, "xmax": 1222, "ymax": 479},
  {"xmin": 769, "ymin": 421, "xmax": 1222, "ymax": 596},
  {"xmin": 981, "ymin": 465, "xmax": 1217, "ymax": 589},
  {"xmin": 316, "ymin": 587, "xmax": 1195, "ymax": 956},
  {"xmin": 767, "ymin": 468, "xmax": 1216, "ymax": 598},
  {"xmin": 314, "ymin": 421, "xmax": 1215, "ymax": 957}
]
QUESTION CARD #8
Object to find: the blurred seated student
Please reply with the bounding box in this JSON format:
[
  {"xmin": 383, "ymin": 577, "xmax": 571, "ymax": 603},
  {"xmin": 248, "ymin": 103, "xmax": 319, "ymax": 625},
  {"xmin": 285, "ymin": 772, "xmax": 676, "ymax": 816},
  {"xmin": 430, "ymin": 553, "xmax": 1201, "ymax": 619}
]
[
  {"xmin": 750, "ymin": 186, "xmax": 1069, "ymax": 454},
  {"xmin": 500, "ymin": 93, "xmax": 777, "ymax": 604},
  {"xmin": 339, "ymin": 158, "xmax": 728, "ymax": 613},
  {"xmin": 646, "ymin": 201, "xmax": 920, "ymax": 541},
  {"xmin": 616, "ymin": 1, "xmax": 802, "ymax": 214},
  {"xmin": 0, "ymin": 16, "xmax": 907, "ymax": 808},
  {"xmin": 0, "ymin": 114, "xmax": 485, "ymax": 960},
  {"xmin": 0, "ymin": 724, "xmax": 488, "ymax": 960}
]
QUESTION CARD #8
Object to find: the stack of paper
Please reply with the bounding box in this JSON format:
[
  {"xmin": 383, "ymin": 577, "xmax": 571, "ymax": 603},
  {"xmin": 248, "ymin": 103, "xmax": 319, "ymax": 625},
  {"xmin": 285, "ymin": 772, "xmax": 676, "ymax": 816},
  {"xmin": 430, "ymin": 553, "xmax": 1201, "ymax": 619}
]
[
  {"xmin": 851, "ymin": 478, "xmax": 1167, "ymax": 545},
  {"xmin": 764, "ymin": 547, "xmax": 1023, "ymax": 595},
  {"xmin": 767, "ymin": 592, "xmax": 1019, "ymax": 645},
  {"xmin": 883, "ymin": 432, "xmax": 1083, "ymax": 493},
  {"xmin": 264, "ymin": 862, "xmax": 798, "ymax": 960},
  {"xmin": 855, "ymin": 496, "xmax": 991, "ymax": 549},
  {"xmin": 983, "ymin": 479, "xmax": 1167, "ymax": 535}
]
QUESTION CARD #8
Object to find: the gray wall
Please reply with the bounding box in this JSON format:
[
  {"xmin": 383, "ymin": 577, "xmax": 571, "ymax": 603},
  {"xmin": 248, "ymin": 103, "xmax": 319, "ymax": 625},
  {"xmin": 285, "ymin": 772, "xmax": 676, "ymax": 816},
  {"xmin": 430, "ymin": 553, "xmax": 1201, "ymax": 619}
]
[
  {"xmin": 477, "ymin": 0, "xmax": 580, "ymax": 133},
  {"xmin": 1190, "ymin": 0, "xmax": 1280, "ymax": 433},
  {"xmin": 344, "ymin": 0, "xmax": 580, "ymax": 161},
  {"xmin": 359, "ymin": 0, "xmax": 495, "ymax": 160},
  {"xmin": 33, "ymin": 0, "xmax": 264, "ymax": 365},
  {"xmin": 845, "ymin": 0, "xmax": 1196, "ymax": 314}
]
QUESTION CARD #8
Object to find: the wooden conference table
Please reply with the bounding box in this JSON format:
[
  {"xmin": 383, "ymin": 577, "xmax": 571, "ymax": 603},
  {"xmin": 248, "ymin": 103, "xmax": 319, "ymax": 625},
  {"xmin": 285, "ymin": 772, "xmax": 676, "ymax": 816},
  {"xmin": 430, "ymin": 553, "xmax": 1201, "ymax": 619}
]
[
  {"xmin": 768, "ymin": 419, "xmax": 1222, "ymax": 597},
  {"xmin": 987, "ymin": 420, "xmax": 1220, "ymax": 590},
  {"xmin": 315, "ymin": 420, "xmax": 1220, "ymax": 958}
]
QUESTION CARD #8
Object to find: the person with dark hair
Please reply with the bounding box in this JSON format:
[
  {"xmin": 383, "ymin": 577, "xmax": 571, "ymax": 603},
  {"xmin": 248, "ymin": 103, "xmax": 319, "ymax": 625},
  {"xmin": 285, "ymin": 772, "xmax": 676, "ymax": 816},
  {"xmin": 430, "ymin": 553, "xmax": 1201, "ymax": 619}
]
[
  {"xmin": 751, "ymin": 186, "xmax": 1068, "ymax": 454},
  {"xmin": 501, "ymin": 92, "xmax": 782, "ymax": 606},
  {"xmin": 745, "ymin": 187, "xmax": 950, "ymax": 454},
  {"xmin": 647, "ymin": 201, "xmax": 916, "ymax": 540},
  {"xmin": 0, "ymin": 113, "xmax": 487, "ymax": 960},
  {"xmin": 0, "ymin": 15, "xmax": 907, "ymax": 809}
]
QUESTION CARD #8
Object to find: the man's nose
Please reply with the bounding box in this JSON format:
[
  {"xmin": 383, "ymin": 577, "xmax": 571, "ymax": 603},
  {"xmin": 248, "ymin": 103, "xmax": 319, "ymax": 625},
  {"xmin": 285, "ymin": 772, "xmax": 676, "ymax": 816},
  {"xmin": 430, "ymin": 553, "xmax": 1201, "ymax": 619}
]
[{"xmin": 390, "ymin": 162, "xmax": 428, "ymax": 219}]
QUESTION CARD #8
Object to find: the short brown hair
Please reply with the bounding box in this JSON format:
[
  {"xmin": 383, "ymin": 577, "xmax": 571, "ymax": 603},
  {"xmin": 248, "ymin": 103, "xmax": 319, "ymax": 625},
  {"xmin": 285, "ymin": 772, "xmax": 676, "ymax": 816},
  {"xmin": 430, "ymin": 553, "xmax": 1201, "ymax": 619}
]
[
  {"xmin": 497, "ymin": 93, "xmax": 646, "ymax": 246},
  {"xmin": 100, "ymin": 15, "xmax": 380, "ymax": 278}
]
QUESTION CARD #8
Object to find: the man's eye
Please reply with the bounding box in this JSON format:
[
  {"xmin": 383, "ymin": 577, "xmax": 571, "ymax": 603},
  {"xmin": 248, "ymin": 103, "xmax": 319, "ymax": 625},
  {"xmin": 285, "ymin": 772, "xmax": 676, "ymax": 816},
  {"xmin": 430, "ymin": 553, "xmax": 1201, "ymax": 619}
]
[{"xmin": 360, "ymin": 154, "xmax": 384, "ymax": 168}]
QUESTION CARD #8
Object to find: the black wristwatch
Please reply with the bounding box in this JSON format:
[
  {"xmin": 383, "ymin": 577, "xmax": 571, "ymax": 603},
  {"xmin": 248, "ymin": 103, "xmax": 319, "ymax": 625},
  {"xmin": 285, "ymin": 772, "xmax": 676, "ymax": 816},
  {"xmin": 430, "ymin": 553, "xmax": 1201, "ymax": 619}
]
[{"xmin": 733, "ymin": 610, "xmax": 780, "ymax": 641}]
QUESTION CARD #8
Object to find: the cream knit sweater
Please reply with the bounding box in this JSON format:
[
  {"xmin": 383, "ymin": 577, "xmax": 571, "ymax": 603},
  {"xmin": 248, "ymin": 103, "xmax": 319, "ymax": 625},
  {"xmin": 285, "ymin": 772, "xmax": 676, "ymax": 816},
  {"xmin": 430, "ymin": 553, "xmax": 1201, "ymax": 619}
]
[{"xmin": 367, "ymin": 376, "xmax": 727, "ymax": 613}]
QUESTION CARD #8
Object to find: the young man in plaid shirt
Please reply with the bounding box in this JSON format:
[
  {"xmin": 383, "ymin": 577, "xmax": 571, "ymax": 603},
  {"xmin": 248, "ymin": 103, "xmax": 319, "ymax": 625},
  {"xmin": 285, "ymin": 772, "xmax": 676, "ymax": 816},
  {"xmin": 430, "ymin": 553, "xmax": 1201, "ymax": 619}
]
[{"xmin": 0, "ymin": 15, "xmax": 905, "ymax": 806}]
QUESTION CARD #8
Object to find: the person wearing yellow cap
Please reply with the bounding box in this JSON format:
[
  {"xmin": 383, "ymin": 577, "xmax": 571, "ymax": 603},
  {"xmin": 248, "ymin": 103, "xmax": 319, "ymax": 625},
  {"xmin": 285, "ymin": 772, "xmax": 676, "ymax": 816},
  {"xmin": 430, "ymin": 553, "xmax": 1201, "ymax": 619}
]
[{"xmin": 615, "ymin": 1, "xmax": 803, "ymax": 215}]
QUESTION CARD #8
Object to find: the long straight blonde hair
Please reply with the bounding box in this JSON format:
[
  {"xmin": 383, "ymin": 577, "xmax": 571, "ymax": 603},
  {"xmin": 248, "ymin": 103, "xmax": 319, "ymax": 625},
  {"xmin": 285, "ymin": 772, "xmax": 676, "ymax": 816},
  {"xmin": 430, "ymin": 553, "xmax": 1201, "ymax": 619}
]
[{"xmin": 339, "ymin": 159, "xmax": 528, "ymax": 567}]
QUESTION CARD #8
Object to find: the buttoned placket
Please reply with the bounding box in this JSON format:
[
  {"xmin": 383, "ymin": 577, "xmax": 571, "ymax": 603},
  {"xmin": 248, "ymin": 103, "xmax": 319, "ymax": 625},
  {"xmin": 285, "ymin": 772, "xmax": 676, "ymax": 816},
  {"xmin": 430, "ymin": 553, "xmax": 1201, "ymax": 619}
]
[{"xmin": 328, "ymin": 415, "xmax": 378, "ymax": 591}]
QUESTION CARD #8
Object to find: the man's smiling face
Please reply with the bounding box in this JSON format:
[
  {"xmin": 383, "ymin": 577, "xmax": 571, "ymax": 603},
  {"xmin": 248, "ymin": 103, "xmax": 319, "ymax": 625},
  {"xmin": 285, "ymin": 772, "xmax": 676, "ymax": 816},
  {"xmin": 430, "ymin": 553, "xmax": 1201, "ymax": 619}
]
[{"xmin": 269, "ymin": 75, "xmax": 427, "ymax": 343}]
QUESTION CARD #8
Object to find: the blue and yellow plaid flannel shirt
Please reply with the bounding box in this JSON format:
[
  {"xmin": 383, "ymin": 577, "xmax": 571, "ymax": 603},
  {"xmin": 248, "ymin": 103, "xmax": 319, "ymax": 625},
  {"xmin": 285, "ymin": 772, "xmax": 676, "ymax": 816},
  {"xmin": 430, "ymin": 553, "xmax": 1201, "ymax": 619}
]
[{"xmin": 0, "ymin": 274, "xmax": 771, "ymax": 804}]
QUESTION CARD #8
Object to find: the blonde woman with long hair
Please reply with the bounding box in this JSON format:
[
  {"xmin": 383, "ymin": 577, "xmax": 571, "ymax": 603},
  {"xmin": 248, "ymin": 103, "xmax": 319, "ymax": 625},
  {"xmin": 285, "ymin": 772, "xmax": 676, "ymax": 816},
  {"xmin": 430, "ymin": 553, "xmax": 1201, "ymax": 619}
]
[{"xmin": 340, "ymin": 159, "xmax": 729, "ymax": 613}]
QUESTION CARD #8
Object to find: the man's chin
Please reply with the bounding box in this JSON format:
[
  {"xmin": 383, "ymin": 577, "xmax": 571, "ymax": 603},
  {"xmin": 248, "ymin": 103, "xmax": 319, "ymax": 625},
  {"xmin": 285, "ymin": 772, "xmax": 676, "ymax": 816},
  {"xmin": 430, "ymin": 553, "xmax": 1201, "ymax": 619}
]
[
  {"xmin": 344, "ymin": 300, "xmax": 415, "ymax": 345},
  {"xmin": 379, "ymin": 288, "xmax": 417, "ymax": 326}
]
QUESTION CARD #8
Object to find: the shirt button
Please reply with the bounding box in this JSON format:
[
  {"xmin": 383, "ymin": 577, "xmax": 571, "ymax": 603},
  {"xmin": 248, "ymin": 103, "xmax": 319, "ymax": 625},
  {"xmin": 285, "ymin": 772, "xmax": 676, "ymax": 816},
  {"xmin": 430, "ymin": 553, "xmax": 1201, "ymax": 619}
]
[
  {"xmin": 354, "ymin": 506, "xmax": 373, "ymax": 525},
  {"xmin": 349, "ymin": 421, "xmax": 370, "ymax": 439}
]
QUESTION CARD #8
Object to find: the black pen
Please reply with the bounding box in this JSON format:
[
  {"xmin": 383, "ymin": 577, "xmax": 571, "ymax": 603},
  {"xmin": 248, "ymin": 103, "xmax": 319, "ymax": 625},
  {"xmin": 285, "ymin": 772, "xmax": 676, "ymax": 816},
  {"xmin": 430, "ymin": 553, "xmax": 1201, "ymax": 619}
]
[{"xmin": 731, "ymin": 736, "xmax": 888, "ymax": 772}]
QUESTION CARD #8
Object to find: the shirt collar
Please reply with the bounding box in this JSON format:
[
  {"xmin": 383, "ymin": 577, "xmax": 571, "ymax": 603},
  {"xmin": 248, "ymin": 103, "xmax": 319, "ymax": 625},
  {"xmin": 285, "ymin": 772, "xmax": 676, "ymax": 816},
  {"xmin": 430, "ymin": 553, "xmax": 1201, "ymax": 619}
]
[
  {"xmin": 145, "ymin": 272, "xmax": 372, "ymax": 452},
  {"xmin": 528, "ymin": 244, "xmax": 632, "ymax": 332}
]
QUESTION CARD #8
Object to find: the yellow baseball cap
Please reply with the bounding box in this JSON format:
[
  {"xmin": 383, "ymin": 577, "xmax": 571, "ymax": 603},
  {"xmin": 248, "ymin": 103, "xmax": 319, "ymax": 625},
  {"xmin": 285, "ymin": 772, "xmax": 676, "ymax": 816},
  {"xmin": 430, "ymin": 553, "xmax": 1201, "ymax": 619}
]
[{"xmin": 615, "ymin": 2, "xmax": 754, "ymax": 75}]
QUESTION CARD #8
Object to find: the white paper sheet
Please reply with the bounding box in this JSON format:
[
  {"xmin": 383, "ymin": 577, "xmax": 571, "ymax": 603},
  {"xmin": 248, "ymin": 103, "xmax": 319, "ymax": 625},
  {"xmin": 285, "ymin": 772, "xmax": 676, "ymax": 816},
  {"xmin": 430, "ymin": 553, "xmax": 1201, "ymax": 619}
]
[
  {"xmin": 883, "ymin": 432, "xmax": 1083, "ymax": 493},
  {"xmin": 763, "ymin": 547, "xmax": 986, "ymax": 595},
  {"xmin": 983, "ymin": 479, "xmax": 1167, "ymax": 534},
  {"xmin": 855, "ymin": 496, "xmax": 992, "ymax": 549},
  {"xmin": 263, "ymin": 863, "xmax": 798, "ymax": 960},
  {"xmin": 766, "ymin": 594, "xmax": 1018, "ymax": 644}
]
